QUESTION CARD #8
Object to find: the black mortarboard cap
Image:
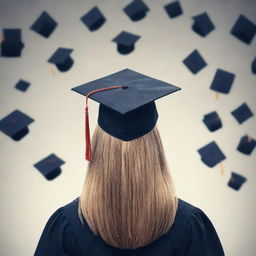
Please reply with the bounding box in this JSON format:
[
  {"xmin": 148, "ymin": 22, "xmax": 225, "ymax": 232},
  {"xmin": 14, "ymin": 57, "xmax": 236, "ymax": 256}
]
[
  {"xmin": 48, "ymin": 47, "xmax": 74, "ymax": 72},
  {"xmin": 237, "ymin": 135, "xmax": 256, "ymax": 155},
  {"xmin": 30, "ymin": 11, "xmax": 57, "ymax": 38},
  {"xmin": 227, "ymin": 172, "xmax": 247, "ymax": 191},
  {"xmin": 183, "ymin": 49, "xmax": 207, "ymax": 74},
  {"xmin": 203, "ymin": 111, "xmax": 222, "ymax": 132},
  {"xmin": 123, "ymin": 0, "xmax": 149, "ymax": 22},
  {"xmin": 210, "ymin": 69, "xmax": 235, "ymax": 94},
  {"xmin": 1, "ymin": 29, "xmax": 24, "ymax": 57},
  {"xmin": 230, "ymin": 14, "xmax": 256, "ymax": 45},
  {"xmin": 252, "ymin": 57, "xmax": 256, "ymax": 74},
  {"xmin": 15, "ymin": 79, "xmax": 30, "ymax": 92},
  {"xmin": 34, "ymin": 153, "xmax": 65, "ymax": 180},
  {"xmin": 112, "ymin": 31, "xmax": 140, "ymax": 54},
  {"xmin": 81, "ymin": 6, "xmax": 106, "ymax": 31},
  {"xmin": 192, "ymin": 12, "xmax": 215, "ymax": 37},
  {"xmin": 197, "ymin": 141, "xmax": 226, "ymax": 167},
  {"xmin": 164, "ymin": 1, "xmax": 183, "ymax": 19},
  {"xmin": 231, "ymin": 102, "xmax": 253, "ymax": 124},
  {"xmin": 71, "ymin": 68, "xmax": 181, "ymax": 161},
  {"xmin": 0, "ymin": 110, "xmax": 34, "ymax": 141}
]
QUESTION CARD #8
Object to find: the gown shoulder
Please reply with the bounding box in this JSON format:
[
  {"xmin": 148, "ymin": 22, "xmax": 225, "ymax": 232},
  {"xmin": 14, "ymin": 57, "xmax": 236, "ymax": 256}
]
[
  {"xmin": 175, "ymin": 201, "xmax": 225, "ymax": 256},
  {"xmin": 34, "ymin": 200, "xmax": 80, "ymax": 256}
]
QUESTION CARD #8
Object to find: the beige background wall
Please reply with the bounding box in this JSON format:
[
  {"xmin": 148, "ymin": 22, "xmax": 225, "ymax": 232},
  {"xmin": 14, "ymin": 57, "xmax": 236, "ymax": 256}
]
[{"xmin": 0, "ymin": 0, "xmax": 255, "ymax": 255}]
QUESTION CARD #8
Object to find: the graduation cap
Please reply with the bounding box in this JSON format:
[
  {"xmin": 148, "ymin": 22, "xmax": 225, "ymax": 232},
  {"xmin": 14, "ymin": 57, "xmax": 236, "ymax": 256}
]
[
  {"xmin": 71, "ymin": 68, "xmax": 182, "ymax": 161},
  {"xmin": 230, "ymin": 14, "xmax": 256, "ymax": 45},
  {"xmin": 237, "ymin": 135, "xmax": 256, "ymax": 155},
  {"xmin": 123, "ymin": 0, "xmax": 149, "ymax": 22},
  {"xmin": 15, "ymin": 79, "xmax": 30, "ymax": 92},
  {"xmin": 112, "ymin": 31, "xmax": 141, "ymax": 54},
  {"xmin": 231, "ymin": 102, "xmax": 253, "ymax": 124},
  {"xmin": 210, "ymin": 69, "xmax": 235, "ymax": 94},
  {"xmin": 197, "ymin": 141, "xmax": 226, "ymax": 168},
  {"xmin": 192, "ymin": 12, "xmax": 215, "ymax": 37},
  {"xmin": 227, "ymin": 172, "xmax": 247, "ymax": 191},
  {"xmin": 203, "ymin": 111, "xmax": 222, "ymax": 132},
  {"xmin": 164, "ymin": 1, "xmax": 183, "ymax": 19},
  {"xmin": 1, "ymin": 29, "xmax": 24, "ymax": 57},
  {"xmin": 0, "ymin": 110, "xmax": 34, "ymax": 141},
  {"xmin": 81, "ymin": 6, "xmax": 106, "ymax": 31},
  {"xmin": 252, "ymin": 57, "xmax": 256, "ymax": 74},
  {"xmin": 48, "ymin": 47, "xmax": 74, "ymax": 72},
  {"xmin": 183, "ymin": 49, "xmax": 207, "ymax": 74},
  {"xmin": 30, "ymin": 11, "xmax": 57, "ymax": 38},
  {"xmin": 34, "ymin": 153, "xmax": 65, "ymax": 180}
]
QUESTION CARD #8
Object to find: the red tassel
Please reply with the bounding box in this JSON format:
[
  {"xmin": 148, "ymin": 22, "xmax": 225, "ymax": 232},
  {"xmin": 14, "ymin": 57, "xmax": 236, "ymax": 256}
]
[
  {"xmin": 85, "ymin": 106, "xmax": 92, "ymax": 161},
  {"xmin": 84, "ymin": 85, "xmax": 126, "ymax": 161}
]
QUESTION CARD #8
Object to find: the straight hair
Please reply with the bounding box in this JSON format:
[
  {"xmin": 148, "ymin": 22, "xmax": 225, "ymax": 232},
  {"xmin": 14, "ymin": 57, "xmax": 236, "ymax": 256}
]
[{"xmin": 78, "ymin": 124, "xmax": 178, "ymax": 249}]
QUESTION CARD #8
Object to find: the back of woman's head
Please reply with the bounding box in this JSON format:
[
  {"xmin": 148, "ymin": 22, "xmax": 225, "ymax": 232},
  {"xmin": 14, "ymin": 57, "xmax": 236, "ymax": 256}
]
[{"xmin": 79, "ymin": 124, "xmax": 178, "ymax": 249}]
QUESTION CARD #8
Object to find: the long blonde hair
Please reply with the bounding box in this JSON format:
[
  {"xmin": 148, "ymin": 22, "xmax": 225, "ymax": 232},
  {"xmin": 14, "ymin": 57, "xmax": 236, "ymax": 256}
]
[{"xmin": 78, "ymin": 124, "xmax": 178, "ymax": 249}]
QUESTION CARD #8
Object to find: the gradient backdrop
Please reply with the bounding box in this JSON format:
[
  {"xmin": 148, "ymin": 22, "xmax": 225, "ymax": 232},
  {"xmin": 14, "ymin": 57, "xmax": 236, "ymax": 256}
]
[{"xmin": 0, "ymin": 0, "xmax": 255, "ymax": 255}]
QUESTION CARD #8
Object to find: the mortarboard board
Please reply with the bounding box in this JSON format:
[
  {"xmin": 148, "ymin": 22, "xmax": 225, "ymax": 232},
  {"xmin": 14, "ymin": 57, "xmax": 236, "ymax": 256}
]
[
  {"xmin": 197, "ymin": 141, "xmax": 226, "ymax": 168},
  {"xmin": 48, "ymin": 47, "xmax": 74, "ymax": 72},
  {"xmin": 252, "ymin": 57, "xmax": 256, "ymax": 74},
  {"xmin": 30, "ymin": 11, "xmax": 57, "ymax": 38},
  {"xmin": 15, "ymin": 79, "xmax": 30, "ymax": 92},
  {"xmin": 81, "ymin": 6, "xmax": 106, "ymax": 31},
  {"xmin": 71, "ymin": 68, "xmax": 182, "ymax": 161},
  {"xmin": 231, "ymin": 102, "xmax": 253, "ymax": 124},
  {"xmin": 123, "ymin": 0, "xmax": 149, "ymax": 22},
  {"xmin": 202, "ymin": 111, "xmax": 222, "ymax": 132},
  {"xmin": 34, "ymin": 153, "xmax": 65, "ymax": 180},
  {"xmin": 227, "ymin": 172, "xmax": 247, "ymax": 191},
  {"xmin": 0, "ymin": 110, "xmax": 34, "ymax": 141},
  {"xmin": 164, "ymin": 1, "xmax": 183, "ymax": 19},
  {"xmin": 192, "ymin": 12, "xmax": 215, "ymax": 37},
  {"xmin": 210, "ymin": 69, "xmax": 235, "ymax": 94},
  {"xmin": 183, "ymin": 49, "xmax": 207, "ymax": 74},
  {"xmin": 112, "ymin": 31, "xmax": 141, "ymax": 54},
  {"xmin": 230, "ymin": 14, "xmax": 256, "ymax": 45},
  {"xmin": 1, "ymin": 29, "xmax": 24, "ymax": 57},
  {"xmin": 237, "ymin": 135, "xmax": 256, "ymax": 155}
]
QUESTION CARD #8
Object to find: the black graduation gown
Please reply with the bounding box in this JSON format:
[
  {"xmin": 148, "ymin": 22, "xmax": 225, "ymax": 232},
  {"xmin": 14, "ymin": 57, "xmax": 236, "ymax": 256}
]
[{"xmin": 34, "ymin": 197, "xmax": 225, "ymax": 256}]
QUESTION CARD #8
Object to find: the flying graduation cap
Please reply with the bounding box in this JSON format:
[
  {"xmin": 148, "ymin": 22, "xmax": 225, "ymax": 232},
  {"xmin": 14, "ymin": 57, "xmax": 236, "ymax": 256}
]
[
  {"xmin": 0, "ymin": 110, "xmax": 34, "ymax": 141},
  {"xmin": 164, "ymin": 1, "xmax": 183, "ymax": 19},
  {"xmin": 30, "ymin": 11, "xmax": 58, "ymax": 38},
  {"xmin": 252, "ymin": 57, "xmax": 256, "ymax": 74},
  {"xmin": 34, "ymin": 153, "xmax": 65, "ymax": 180},
  {"xmin": 202, "ymin": 111, "xmax": 222, "ymax": 132},
  {"xmin": 81, "ymin": 6, "xmax": 106, "ymax": 31},
  {"xmin": 210, "ymin": 69, "xmax": 235, "ymax": 94},
  {"xmin": 183, "ymin": 49, "xmax": 207, "ymax": 74},
  {"xmin": 197, "ymin": 141, "xmax": 226, "ymax": 168},
  {"xmin": 112, "ymin": 31, "xmax": 141, "ymax": 54},
  {"xmin": 1, "ymin": 29, "xmax": 24, "ymax": 57},
  {"xmin": 48, "ymin": 47, "xmax": 74, "ymax": 72},
  {"xmin": 227, "ymin": 172, "xmax": 247, "ymax": 191},
  {"xmin": 15, "ymin": 79, "xmax": 30, "ymax": 92},
  {"xmin": 230, "ymin": 14, "xmax": 256, "ymax": 45},
  {"xmin": 231, "ymin": 102, "xmax": 254, "ymax": 124},
  {"xmin": 191, "ymin": 12, "xmax": 215, "ymax": 37},
  {"xmin": 237, "ymin": 135, "xmax": 256, "ymax": 155},
  {"xmin": 123, "ymin": 0, "xmax": 149, "ymax": 22},
  {"xmin": 71, "ymin": 68, "xmax": 182, "ymax": 161}
]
